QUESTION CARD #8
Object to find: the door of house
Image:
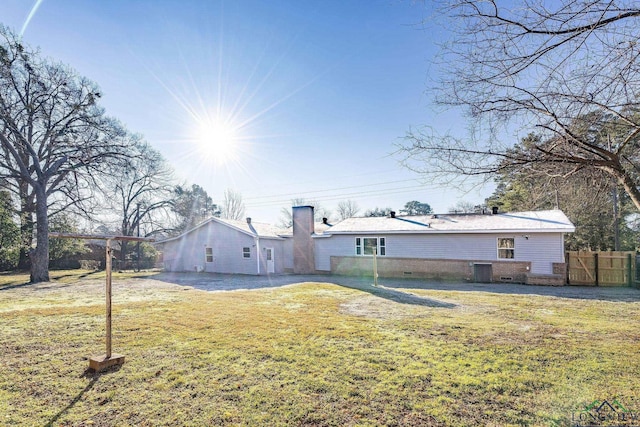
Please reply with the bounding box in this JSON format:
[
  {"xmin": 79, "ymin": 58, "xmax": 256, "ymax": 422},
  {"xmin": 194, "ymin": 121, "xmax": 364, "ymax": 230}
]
[
  {"xmin": 266, "ymin": 248, "xmax": 275, "ymax": 273},
  {"xmin": 474, "ymin": 263, "xmax": 492, "ymax": 283}
]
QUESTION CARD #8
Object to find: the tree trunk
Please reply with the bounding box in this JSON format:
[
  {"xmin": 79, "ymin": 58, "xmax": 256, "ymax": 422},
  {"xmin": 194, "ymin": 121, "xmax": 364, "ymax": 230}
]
[
  {"xmin": 610, "ymin": 167, "xmax": 640, "ymax": 214},
  {"xmin": 30, "ymin": 187, "xmax": 49, "ymax": 283},
  {"xmin": 17, "ymin": 181, "xmax": 34, "ymax": 270},
  {"xmin": 18, "ymin": 232, "xmax": 32, "ymax": 270},
  {"xmin": 120, "ymin": 240, "xmax": 129, "ymax": 269}
]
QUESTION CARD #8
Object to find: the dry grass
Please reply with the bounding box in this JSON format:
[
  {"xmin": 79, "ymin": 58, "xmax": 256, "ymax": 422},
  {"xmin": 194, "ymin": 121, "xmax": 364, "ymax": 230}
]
[{"xmin": 1, "ymin": 271, "xmax": 639, "ymax": 426}]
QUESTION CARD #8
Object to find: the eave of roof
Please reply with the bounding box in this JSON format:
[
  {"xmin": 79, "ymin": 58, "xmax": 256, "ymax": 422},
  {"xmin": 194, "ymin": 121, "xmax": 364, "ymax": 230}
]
[
  {"xmin": 323, "ymin": 228, "xmax": 575, "ymax": 235},
  {"xmin": 320, "ymin": 210, "xmax": 576, "ymax": 235},
  {"xmin": 156, "ymin": 217, "xmax": 287, "ymax": 244}
]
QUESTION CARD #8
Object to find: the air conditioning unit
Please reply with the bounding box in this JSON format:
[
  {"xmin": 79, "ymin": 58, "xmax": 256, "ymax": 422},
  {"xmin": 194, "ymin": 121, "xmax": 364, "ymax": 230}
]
[{"xmin": 194, "ymin": 265, "xmax": 204, "ymax": 272}]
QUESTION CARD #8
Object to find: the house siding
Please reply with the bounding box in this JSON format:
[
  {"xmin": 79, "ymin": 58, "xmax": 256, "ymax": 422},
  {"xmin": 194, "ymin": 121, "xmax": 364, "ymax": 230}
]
[
  {"xmin": 515, "ymin": 233, "xmax": 564, "ymax": 275},
  {"xmin": 317, "ymin": 232, "xmax": 565, "ymax": 278},
  {"xmin": 162, "ymin": 222, "xmax": 259, "ymax": 275},
  {"xmin": 315, "ymin": 237, "xmax": 350, "ymax": 271},
  {"xmin": 209, "ymin": 223, "xmax": 259, "ymax": 274},
  {"xmin": 256, "ymin": 238, "xmax": 287, "ymax": 274},
  {"xmin": 160, "ymin": 209, "xmax": 571, "ymax": 283},
  {"xmin": 283, "ymin": 239, "xmax": 294, "ymax": 271}
]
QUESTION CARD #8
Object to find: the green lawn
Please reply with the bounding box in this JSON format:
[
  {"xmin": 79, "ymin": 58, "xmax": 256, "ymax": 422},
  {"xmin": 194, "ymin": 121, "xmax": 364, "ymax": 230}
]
[{"xmin": 1, "ymin": 271, "xmax": 639, "ymax": 426}]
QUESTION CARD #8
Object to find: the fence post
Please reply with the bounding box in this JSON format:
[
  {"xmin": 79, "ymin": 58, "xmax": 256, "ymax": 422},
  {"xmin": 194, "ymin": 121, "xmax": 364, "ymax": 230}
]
[
  {"xmin": 628, "ymin": 253, "xmax": 633, "ymax": 287},
  {"xmin": 594, "ymin": 252, "xmax": 599, "ymax": 286}
]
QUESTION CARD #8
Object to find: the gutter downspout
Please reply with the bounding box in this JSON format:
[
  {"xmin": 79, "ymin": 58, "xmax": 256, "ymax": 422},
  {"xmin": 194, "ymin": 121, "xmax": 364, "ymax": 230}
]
[{"xmin": 256, "ymin": 236, "xmax": 260, "ymax": 275}]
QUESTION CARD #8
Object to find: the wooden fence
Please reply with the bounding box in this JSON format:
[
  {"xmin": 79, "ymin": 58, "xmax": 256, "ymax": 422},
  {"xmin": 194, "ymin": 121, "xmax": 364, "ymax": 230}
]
[{"xmin": 566, "ymin": 251, "xmax": 636, "ymax": 286}]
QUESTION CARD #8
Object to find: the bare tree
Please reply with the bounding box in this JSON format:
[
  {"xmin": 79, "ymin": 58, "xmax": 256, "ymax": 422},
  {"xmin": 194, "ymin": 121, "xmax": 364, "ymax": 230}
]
[
  {"xmin": 101, "ymin": 137, "xmax": 175, "ymax": 265},
  {"xmin": 336, "ymin": 199, "xmax": 360, "ymax": 220},
  {"xmin": 221, "ymin": 188, "xmax": 246, "ymax": 220},
  {"xmin": 399, "ymin": 1, "xmax": 640, "ymax": 211},
  {"xmin": 485, "ymin": 137, "xmax": 634, "ymax": 250},
  {"xmin": 448, "ymin": 201, "xmax": 478, "ymax": 214},
  {"xmin": 278, "ymin": 198, "xmax": 332, "ymax": 228},
  {"xmin": 0, "ymin": 27, "xmax": 133, "ymax": 282},
  {"xmin": 363, "ymin": 207, "xmax": 394, "ymax": 217},
  {"xmin": 171, "ymin": 184, "xmax": 219, "ymax": 233}
]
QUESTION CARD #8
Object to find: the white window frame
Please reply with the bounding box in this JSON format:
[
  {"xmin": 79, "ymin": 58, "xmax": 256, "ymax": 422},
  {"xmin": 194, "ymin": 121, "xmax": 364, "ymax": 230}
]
[
  {"xmin": 355, "ymin": 237, "xmax": 386, "ymax": 256},
  {"xmin": 205, "ymin": 247, "xmax": 213, "ymax": 263},
  {"xmin": 242, "ymin": 247, "xmax": 251, "ymax": 259},
  {"xmin": 497, "ymin": 237, "xmax": 515, "ymax": 259}
]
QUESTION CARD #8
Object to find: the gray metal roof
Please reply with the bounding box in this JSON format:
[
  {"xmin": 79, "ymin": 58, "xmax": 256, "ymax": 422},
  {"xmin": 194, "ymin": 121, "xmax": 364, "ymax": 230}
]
[
  {"xmin": 216, "ymin": 218, "xmax": 288, "ymax": 239},
  {"xmin": 157, "ymin": 209, "xmax": 575, "ymax": 245},
  {"xmin": 322, "ymin": 210, "xmax": 575, "ymax": 235},
  {"xmin": 278, "ymin": 221, "xmax": 334, "ymax": 237}
]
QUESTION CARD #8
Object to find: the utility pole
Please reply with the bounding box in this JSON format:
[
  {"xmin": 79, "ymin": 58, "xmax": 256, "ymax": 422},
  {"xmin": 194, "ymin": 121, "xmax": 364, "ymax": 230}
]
[
  {"xmin": 608, "ymin": 135, "xmax": 620, "ymax": 251},
  {"xmin": 613, "ymin": 185, "xmax": 620, "ymax": 251},
  {"xmin": 136, "ymin": 202, "xmax": 141, "ymax": 272}
]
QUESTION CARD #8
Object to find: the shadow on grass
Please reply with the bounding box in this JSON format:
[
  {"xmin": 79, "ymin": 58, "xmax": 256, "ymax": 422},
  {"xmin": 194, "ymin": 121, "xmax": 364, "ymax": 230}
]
[
  {"xmin": 379, "ymin": 279, "xmax": 640, "ymax": 303},
  {"xmin": 147, "ymin": 272, "xmax": 640, "ymax": 303},
  {"xmin": 0, "ymin": 270, "xmax": 102, "ymax": 291},
  {"xmin": 0, "ymin": 282, "xmax": 33, "ymax": 291},
  {"xmin": 149, "ymin": 272, "xmax": 457, "ymax": 308},
  {"xmin": 349, "ymin": 283, "xmax": 457, "ymax": 308},
  {"xmin": 44, "ymin": 365, "xmax": 122, "ymax": 427}
]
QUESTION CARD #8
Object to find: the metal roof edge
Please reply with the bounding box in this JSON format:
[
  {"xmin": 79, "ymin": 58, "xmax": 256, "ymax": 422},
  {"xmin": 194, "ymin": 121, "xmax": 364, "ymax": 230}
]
[
  {"xmin": 311, "ymin": 234, "xmax": 332, "ymax": 238},
  {"xmin": 323, "ymin": 228, "xmax": 575, "ymax": 235},
  {"xmin": 156, "ymin": 217, "xmax": 286, "ymax": 244},
  {"xmin": 154, "ymin": 218, "xmax": 216, "ymax": 244}
]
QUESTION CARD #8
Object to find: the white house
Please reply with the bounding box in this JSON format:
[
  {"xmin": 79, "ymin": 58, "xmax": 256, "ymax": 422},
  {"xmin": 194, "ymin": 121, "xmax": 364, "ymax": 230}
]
[
  {"xmin": 157, "ymin": 206, "xmax": 575, "ymax": 285},
  {"xmin": 306, "ymin": 207, "xmax": 575, "ymax": 285}
]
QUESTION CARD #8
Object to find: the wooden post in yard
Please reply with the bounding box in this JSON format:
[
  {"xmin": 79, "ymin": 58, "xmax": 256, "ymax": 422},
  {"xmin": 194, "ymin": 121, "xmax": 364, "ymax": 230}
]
[
  {"xmin": 372, "ymin": 247, "xmax": 379, "ymax": 287},
  {"xmin": 105, "ymin": 239, "xmax": 113, "ymax": 359},
  {"xmin": 88, "ymin": 237, "xmax": 123, "ymax": 372},
  {"xmin": 48, "ymin": 232, "xmax": 154, "ymax": 373}
]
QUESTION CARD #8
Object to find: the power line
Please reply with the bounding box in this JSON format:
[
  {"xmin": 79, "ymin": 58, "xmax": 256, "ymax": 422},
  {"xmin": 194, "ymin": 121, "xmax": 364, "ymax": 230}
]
[
  {"xmin": 240, "ymin": 168, "xmax": 413, "ymax": 197},
  {"xmin": 245, "ymin": 184, "xmax": 430, "ymax": 208},
  {"xmin": 244, "ymin": 179, "xmax": 428, "ymax": 204},
  {"xmin": 243, "ymin": 178, "xmax": 423, "ymax": 201}
]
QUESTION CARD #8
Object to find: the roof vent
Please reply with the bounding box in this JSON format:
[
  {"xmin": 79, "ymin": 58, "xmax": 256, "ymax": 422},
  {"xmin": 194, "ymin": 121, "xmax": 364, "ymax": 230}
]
[
  {"xmin": 246, "ymin": 217, "xmax": 252, "ymax": 224},
  {"xmin": 390, "ymin": 211, "xmax": 396, "ymax": 218},
  {"xmin": 491, "ymin": 206, "xmax": 499, "ymax": 215}
]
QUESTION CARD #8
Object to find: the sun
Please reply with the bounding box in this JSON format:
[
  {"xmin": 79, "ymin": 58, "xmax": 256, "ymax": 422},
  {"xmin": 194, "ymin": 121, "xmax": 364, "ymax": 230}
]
[{"xmin": 195, "ymin": 119, "xmax": 239, "ymax": 164}]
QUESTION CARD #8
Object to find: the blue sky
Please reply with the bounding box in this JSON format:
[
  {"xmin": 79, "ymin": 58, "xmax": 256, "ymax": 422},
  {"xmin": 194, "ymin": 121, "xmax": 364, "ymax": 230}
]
[{"xmin": 3, "ymin": 0, "xmax": 491, "ymax": 223}]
